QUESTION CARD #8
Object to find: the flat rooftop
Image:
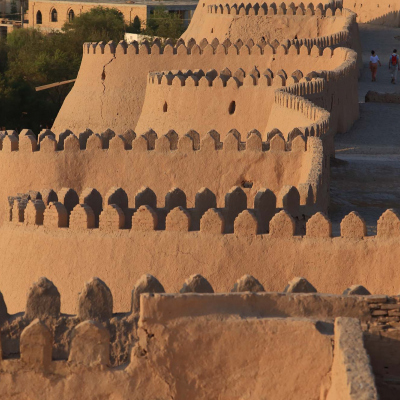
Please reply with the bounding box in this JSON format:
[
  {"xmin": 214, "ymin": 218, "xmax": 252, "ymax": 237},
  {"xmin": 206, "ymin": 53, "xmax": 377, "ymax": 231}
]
[{"xmin": 33, "ymin": 0, "xmax": 198, "ymax": 6}]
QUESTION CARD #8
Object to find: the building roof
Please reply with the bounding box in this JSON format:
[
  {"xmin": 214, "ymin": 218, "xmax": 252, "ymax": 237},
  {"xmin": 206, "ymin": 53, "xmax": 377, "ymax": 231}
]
[{"xmin": 32, "ymin": 0, "xmax": 198, "ymax": 6}]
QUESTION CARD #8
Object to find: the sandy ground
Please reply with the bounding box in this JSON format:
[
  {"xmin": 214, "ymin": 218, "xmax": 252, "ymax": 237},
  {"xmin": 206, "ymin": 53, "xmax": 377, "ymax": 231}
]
[{"xmin": 331, "ymin": 24, "xmax": 400, "ymax": 234}]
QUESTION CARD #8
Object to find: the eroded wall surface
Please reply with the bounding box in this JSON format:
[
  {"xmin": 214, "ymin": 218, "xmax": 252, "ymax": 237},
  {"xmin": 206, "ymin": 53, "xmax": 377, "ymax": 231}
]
[
  {"xmin": 52, "ymin": 7, "xmax": 360, "ymax": 136},
  {"xmin": 2, "ymin": 216, "xmax": 400, "ymax": 314},
  {"xmin": 0, "ymin": 287, "xmax": 381, "ymax": 399},
  {"xmin": 343, "ymin": 0, "xmax": 400, "ymax": 26}
]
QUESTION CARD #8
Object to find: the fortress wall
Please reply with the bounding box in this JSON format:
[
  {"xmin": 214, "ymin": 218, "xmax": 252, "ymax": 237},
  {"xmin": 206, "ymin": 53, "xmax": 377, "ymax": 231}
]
[
  {"xmin": 343, "ymin": 0, "xmax": 400, "ymax": 26},
  {"xmin": 2, "ymin": 205, "xmax": 400, "ymax": 314},
  {"xmin": 135, "ymin": 72, "xmax": 319, "ymax": 138},
  {"xmin": 135, "ymin": 76, "xmax": 279, "ymax": 138},
  {"xmin": 0, "ymin": 132, "xmax": 319, "ymax": 222},
  {"xmin": 182, "ymin": 1, "xmax": 356, "ymax": 47},
  {"xmin": 268, "ymin": 46, "xmax": 359, "ymax": 142},
  {"xmin": 0, "ymin": 316, "xmax": 334, "ymax": 399},
  {"xmin": 52, "ymin": 35, "xmax": 353, "ymax": 135},
  {"xmin": 187, "ymin": 14, "xmax": 321, "ymax": 44}
]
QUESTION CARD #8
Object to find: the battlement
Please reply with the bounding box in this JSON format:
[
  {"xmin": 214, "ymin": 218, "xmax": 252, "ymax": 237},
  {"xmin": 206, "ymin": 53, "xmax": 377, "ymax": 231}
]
[
  {"xmin": 7, "ymin": 182, "xmax": 316, "ymax": 233},
  {"xmin": 0, "ymin": 129, "xmax": 327, "ymax": 232},
  {"xmin": 135, "ymin": 45, "xmax": 356, "ymax": 142},
  {"xmin": 7, "ymin": 187, "xmax": 400, "ymax": 242},
  {"xmin": 53, "ymin": 10, "xmax": 359, "ymax": 136},
  {"xmin": 1, "ymin": 126, "xmax": 317, "ymax": 151},
  {"xmin": 83, "ymin": 33, "xmax": 351, "ymax": 58},
  {"xmin": 181, "ymin": 2, "xmax": 359, "ymax": 58},
  {"xmin": 149, "ymin": 67, "xmax": 327, "ymax": 88},
  {"xmin": 207, "ymin": 1, "xmax": 343, "ymax": 17}
]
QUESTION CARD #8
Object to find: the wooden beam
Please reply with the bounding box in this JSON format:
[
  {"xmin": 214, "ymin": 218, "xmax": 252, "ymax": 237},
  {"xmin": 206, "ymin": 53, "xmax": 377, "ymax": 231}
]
[{"xmin": 35, "ymin": 79, "xmax": 76, "ymax": 91}]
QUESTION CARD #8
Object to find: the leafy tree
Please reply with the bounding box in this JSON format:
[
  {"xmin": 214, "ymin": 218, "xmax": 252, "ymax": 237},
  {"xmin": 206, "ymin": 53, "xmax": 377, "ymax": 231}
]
[
  {"xmin": 126, "ymin": 16, "xmax": 141, "ymax": 34},
  {"xmin": 0, "ymin": 7, "xmax": 127, "ymax": 131},
  {"xmin": 62, "ymin": 6, "xmax": 125, "ymax": 43},
  {"xmin": 142, "ymin": 7, "xmax": 185, "ymax": 39}
]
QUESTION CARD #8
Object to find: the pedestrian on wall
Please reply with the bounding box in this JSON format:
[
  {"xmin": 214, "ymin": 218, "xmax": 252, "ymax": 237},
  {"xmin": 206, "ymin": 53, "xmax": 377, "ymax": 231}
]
[
  {"xmin": 370, "ymin": 50, "xmax": 381, "ymax": 82},
  {"xmin": 389, "ymin": 49, "xmax": 400, "ymax": 84}
]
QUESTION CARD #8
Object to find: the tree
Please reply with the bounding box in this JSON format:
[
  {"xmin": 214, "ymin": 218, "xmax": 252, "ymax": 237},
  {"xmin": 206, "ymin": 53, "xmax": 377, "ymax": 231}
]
[
  {"xmin": 62, "ymin": 6, "xmax": 125, "ymax": 43},
  {"xmin": 126, "ymin": 16, "xmax": 141, "ymax": 34},
  {"xmin": 0, "ymin": 7, "xmax": 127, "ymax": 132},
  {"xmin": 142, "ymin": 7, "xmax": 185, "ymax": 39}
]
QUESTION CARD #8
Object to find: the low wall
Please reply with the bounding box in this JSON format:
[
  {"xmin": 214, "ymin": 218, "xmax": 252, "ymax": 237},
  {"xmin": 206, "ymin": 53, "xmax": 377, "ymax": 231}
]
[
  {"xmin": 365, "ymin": 90, "xmax": 400, "ymax": 104},
  {"xmin": 326, "ymin": 317, "xmax": 378, "ymax": 400},
  {"xmin": 0, "ymin": 285, "xmax": 383, "ymax": 399},
  {"xmin": 139, "ymin": 292, "xmax": 371, "ymax": 323}
]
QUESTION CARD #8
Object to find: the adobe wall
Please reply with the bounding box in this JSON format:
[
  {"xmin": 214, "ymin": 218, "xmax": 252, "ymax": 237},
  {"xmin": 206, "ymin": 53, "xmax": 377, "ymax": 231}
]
[
  {"xmin": 268, "ymin": 46, "xmax": 359, "ymax": 138},
  {"xmin": 343, "ymin": 0, "xmax": 400, "ymax": 26},
  {"xmin": 0, "ymin": 282, "xmax": 383, "ymax": 399},
  {"xmin": 2, "ymin": 206, "xmax": 400, "ymax": 314},
  {"xmin": 52, "ymin": 27, "xmax": 358, "ymax": 136},
  {"xmin": 28, "ymin": 0, "xmax": 148, "ymax": 30},
  {"xmin": 0, "ymin": 131, "xmax": 326, "ymax": 223},
  {"xmin": 136, "ymin": 70, "xmax": 317, "ymax": 138},
  {"xmin": 182, "ymin": 1, "xmax": 348, "ymax": 44},
  {"xmin": 326, "ymin": 318, "xmax": 378, "ymax": 400},
  {"xmin": 140, "ymin": 317, "xmax": 333, "ymax": 399}
]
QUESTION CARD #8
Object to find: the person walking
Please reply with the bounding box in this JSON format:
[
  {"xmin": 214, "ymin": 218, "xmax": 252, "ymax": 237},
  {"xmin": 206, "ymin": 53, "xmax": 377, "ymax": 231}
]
[
  {"xmin": 389, "ymin": 49, "xmax": 400, "ymax": 84},
  {"xmin": 370, "ymin": 50, "xmax": 381, "ymax": 82}
]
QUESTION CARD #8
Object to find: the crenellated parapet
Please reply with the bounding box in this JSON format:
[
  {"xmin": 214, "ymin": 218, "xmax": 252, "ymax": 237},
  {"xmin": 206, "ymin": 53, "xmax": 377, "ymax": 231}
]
[
  {"xmin": 181, "ymin": 1, "xmax": 359, "ymax": 58},
  {"xmin": 0, "ymin": 126, "xmax": 319, "ymax": 152},
  {"xmin": 206, "ymin": 1, "xmax": 343, "ymax": 17},
  {"xmin": 7, "ymin": 185, "xmax": 400, "ymax": 242},
  {"xmin": 83, "ymin": 33, "xmax": 351, "ymax": 58},
  {"xmin": 7, "ymin": 184, "xmax": 315, "ymax": 234}
]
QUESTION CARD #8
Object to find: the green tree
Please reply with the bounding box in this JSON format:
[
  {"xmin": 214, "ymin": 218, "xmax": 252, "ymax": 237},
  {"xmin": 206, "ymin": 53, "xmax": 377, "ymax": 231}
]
[
  {"xmin": 142, "ymin": 7, "xmax": 185, "ymax": 40},
  {"xmin": 62, "ymin": 6, "xmax": 125, "ymax": 43},
  {"xmin": 126, "ymin": 15, "xmax": 141, "ymax": 34},
  {"xmin": 0, "ymin": 7, "xmax": 127, "ymax": 131}
]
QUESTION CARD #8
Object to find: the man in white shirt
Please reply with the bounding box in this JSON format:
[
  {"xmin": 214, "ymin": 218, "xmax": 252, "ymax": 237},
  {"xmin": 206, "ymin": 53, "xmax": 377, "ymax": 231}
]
[
  {"xmin": 389, "ymin": 49, "xmax": 400, "ymax": 84},
  {"xmin": 370, "ymin": 50, "xmax": 381, "ymax": 82}
]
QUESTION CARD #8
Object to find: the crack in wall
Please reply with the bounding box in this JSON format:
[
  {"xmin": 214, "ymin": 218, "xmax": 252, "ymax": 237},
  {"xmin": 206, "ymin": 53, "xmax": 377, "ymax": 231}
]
[{"xmin": 100, "ymin": 55, "xmax": 116, "ymax": 121}]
